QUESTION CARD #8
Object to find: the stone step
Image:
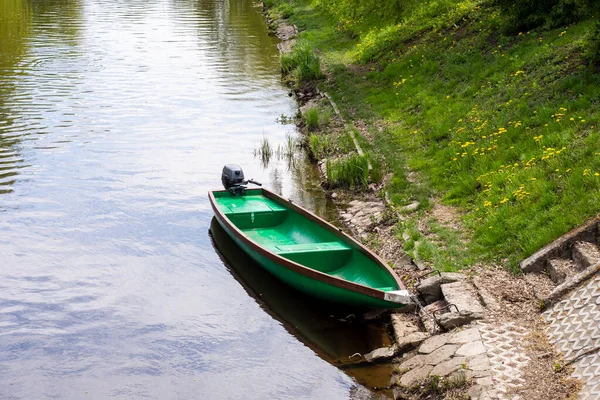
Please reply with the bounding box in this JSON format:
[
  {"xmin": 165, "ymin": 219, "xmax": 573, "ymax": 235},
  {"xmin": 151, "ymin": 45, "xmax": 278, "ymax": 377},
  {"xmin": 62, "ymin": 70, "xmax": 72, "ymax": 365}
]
[
  {"xmin": 572, "ymin": 241, "xmax": 600, "ymax": 270},
  {"xmin": 438, "ymin": 282, "xmax": 485, "ymax": 329},
  {"xmin": 546, "ymin": 258, "xmax": 580, "ymax": 285}
]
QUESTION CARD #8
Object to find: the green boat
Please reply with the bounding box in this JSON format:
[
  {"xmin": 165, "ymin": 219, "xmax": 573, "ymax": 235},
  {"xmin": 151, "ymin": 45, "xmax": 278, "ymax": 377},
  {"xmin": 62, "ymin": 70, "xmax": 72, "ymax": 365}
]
[{"xmin": 209, "ymin": 167, "xmax": 412, "ymax": 309}]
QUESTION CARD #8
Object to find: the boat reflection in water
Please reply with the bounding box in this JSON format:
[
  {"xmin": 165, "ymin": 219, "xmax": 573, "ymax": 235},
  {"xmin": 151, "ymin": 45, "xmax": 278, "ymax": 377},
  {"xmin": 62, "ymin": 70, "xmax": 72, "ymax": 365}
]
[{"xmin": 209, "ymin": 218, "xmax": 396, "ymax": 397}]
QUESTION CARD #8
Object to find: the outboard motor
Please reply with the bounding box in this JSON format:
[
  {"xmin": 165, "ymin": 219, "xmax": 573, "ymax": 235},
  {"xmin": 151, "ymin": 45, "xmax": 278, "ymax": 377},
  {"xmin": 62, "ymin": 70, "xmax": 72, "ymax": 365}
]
[
  {"xmin": 221, "ymin": 165, "xmax": 261, "ymax": 196},
  {"xmin": 221, "ymin": 164, "xmax": 245, "ymax": 189}
]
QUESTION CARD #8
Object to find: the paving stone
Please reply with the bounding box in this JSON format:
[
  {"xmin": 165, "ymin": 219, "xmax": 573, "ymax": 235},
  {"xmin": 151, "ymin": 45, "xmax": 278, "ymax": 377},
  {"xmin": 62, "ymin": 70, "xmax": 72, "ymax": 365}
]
[
  {"xmin": 572, "ymin": 241, "xmax": 600, "ymax": 270},
  {"xmin": 468, "ymin": 354, "xmax": 491, "ymax": 371},
  {"xmin": 450, "ymin": 327, "xmax": 481, "ymax": 344},
  {"xmin": 430, "ymin": 356, "xmax": 467, "ymax": 377},
  {"xmin": 364, "ymin": 344, "xmax": 398, "ymax": 362},
  {"xmin": 397, "ymin": 332, "xmax": 430, "ymax": 352},
  {"xmin": 396, "ymin": 354, "xmax": 426, "ymax": 372},
  {"xmin": 418, "ymin": 332, "xmax": 453, "ymax": 354},
  {"xmin": 398, "ymin": 364, "xmax": 433, "ymax": 387},
  {"xmin": 476, "ymin": 376, "xmax": 494, "ymax": 386},
  {"xmin": 468, "ymin": 385, "xmax": 484, "ymax": 399},
  {"xmin": 456, "ymin": 340, "xmax": 487, "ymax": 357},
  {"xmin": 424, "ymin": 344, "xmax": 458, "ymax": 365}
]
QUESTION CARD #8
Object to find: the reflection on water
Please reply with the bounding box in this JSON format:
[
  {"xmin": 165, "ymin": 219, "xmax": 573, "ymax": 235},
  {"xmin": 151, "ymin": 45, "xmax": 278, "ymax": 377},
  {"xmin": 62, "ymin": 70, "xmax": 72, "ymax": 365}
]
[
  {"xmin": 210, "ymin": 218, "xmax": 395, "ymax": 397},
  {"xmin": 0, "ymin": 0, "xmax": 386, "ymax": 398}
]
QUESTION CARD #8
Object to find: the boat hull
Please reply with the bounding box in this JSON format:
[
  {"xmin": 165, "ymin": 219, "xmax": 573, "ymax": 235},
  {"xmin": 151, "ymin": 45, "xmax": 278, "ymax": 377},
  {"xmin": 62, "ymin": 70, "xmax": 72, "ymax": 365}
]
[
  {"xmin": 212, "ymin": 212, "xmax": 407, "ymax": 309},
  {"xmin": 209, "ymin": 188, "xmax": 412, "ymax": 309}
]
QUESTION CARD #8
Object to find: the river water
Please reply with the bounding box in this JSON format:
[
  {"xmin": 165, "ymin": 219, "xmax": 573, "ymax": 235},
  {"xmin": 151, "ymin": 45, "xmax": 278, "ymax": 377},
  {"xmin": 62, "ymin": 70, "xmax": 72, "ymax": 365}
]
[{"xmin": 0, "ymin": 0, "xmax": 391, "ymax": 398}]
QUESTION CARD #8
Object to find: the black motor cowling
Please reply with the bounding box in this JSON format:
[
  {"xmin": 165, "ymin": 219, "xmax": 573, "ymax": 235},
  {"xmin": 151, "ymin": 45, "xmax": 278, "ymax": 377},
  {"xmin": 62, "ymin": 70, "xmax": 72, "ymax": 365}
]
[{"xmin": 221, "ymin": 164, "xmax": 245, "ymax": 189}]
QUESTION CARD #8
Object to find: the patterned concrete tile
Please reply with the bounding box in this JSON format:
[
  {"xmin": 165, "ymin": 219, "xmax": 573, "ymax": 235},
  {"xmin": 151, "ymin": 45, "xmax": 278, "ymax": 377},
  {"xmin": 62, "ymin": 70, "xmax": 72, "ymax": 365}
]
[
  {"xmin": 571, "ymin": 351, "xmax": 600, "ymax": 400},
  {"xmin": 543, "ymin": 274, "xmax": 600, "ymax": 399},
  {"xmin": 478, "ymin": 322, "xmax": 530, "ymax": 397}
]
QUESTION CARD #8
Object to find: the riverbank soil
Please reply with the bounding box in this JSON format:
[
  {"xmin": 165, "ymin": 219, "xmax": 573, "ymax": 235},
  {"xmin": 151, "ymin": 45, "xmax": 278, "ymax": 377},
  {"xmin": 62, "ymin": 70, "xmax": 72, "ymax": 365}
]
[{"xmin": 265, "ymin": 0, "xmax": 600, "ymax": 397}]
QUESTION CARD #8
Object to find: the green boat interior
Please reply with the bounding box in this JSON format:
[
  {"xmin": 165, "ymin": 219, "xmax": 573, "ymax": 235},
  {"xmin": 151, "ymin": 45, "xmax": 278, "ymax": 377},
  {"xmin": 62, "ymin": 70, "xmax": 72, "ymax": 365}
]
[{"xmin": 213, "ymin": 189, "xmax": 398, "ymax": 291}]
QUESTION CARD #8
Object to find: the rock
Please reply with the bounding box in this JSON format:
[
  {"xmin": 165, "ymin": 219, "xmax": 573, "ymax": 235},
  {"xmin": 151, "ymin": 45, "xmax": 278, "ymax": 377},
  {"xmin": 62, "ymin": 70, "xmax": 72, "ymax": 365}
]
[
  {"xmin": 391, "ymin": 314, "xmax": 419, "ymax": 342},
  {"xmin": 424, "ymin": 344, "xmax": 458, "ymax": 365},
  {"xmin": 364, "ymin": 345, "xmax": 398, "ymax": 362},
  {"xmin": 397, "ymin": 332, "xmax": 430, "ymax": 352},
  {"xmin": 467, "ymin": 354, "xmax": 491, "ymax": 371},
  {"xmin": 439, "ymin": 282, "xmax": 485, "ymax": 328},
  {"xmin": 572, "ymin": 241, "xmax": 600, "ymax": 270},
  {"xmin": 348, "ymin": 200, "xmax": 361, "ymax": 207},
  {"xmin": 396, "ymin": 354, "xmax": 426, "ymax": 371},
  {"xmin": 416, "ymin": 276, "xmax": 443, "ymax": 304},
  {"xmin": 399, "ymin": 201, "xmax": 420, "ymax": 213},
  {"xmin": 430, "ymin": 356, "xmax": 467, "ymax": 377},
  {"xmin": 276, "ymin": 23, "xmax": 297, "ymax": 41},
  {"xmin": 277, "ymin": 39, "xmax": 296, "ymax": 54},
  {"xmin": 416, "ymin": 273, "xmax": 466, "ymax": 304},
  {"xmin": 418, "ymin": 332, "xmax": 453, "ymax": 354},
  {"xmin": 331, "ymin": 192, "xmax": 338, "ymax": 199},
  {"xmin": 398, "ymin": 364, "xmax": 433, "ymax": 387},
  {"xmin": 455, "ymin": 340, "xmax": 487, "ymax": 357},
  {"xmin": 449, "ymin": 327, "xmax": 481, "ymax": 344}
]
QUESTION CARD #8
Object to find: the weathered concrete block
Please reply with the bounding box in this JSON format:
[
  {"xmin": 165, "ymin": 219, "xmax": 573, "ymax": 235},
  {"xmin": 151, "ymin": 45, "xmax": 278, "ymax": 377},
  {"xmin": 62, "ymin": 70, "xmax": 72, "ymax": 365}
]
[
  {"xmin": 520, "ymin": 217, "xmax": 600, "ymax": 273},
  {"xmin": 391, "ymin": 313, "xmax": 419, "ymax": 342},
  {"xmin": 438, "ymin": 312, "xmax": 477, "ymax": 330},
  {"xmin": 442, "ymin": 282, "xmax": 484, "ymax": 320},
  {"xmin": 547, "ymin": 258, "xmax": 577, "ymax": 284},
  {"xmin": 419, "ymin": 300, "xmax": 445, "ymax": 335},
  {"xmin": 572, "ymin": 241, "xmax": 600, "ymax": 270},
  {"xmin": 416, "ymin": 272, "xmax": 466, "ymax": 304}
]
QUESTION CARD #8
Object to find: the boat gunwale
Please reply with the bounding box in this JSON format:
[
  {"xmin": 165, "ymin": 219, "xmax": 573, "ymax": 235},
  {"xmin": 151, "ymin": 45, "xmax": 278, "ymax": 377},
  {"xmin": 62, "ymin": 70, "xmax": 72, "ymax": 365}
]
[{"xmin": 208, "ymin": 188, "xmax": 407, "ymax": 304}]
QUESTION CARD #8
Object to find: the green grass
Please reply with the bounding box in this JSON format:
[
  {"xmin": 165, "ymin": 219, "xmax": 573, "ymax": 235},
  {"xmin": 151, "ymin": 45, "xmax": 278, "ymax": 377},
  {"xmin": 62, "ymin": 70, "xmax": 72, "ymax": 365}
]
[{"xmin": 273, "ymin": 0, "xmax": 600, "ymax": 271}]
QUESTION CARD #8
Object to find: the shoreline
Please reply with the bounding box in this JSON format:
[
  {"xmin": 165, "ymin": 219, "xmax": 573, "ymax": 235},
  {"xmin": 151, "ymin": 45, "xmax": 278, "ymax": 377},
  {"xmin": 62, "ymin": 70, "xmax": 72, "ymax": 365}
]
[{"xmin": 260, "ymin": 2, "xmax": 588, "ymax": 398}]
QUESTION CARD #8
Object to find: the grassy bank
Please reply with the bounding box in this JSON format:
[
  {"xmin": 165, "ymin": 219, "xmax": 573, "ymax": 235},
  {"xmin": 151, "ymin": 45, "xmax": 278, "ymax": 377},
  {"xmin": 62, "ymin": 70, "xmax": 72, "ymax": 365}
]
[{"xmin": 272, "ymin": 0, "xmax": 600, "ymax": 271}]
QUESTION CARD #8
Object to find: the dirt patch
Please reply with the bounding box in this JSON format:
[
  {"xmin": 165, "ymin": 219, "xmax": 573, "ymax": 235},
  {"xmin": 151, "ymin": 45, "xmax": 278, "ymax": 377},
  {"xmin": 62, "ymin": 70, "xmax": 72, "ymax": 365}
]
[
  {"xmin": 430, "ymin": 203, "xmax": 461, "ymax": 230},
  {"xmin": 511, "ymin": 329, "xmax": 582, "ymax": 400}
]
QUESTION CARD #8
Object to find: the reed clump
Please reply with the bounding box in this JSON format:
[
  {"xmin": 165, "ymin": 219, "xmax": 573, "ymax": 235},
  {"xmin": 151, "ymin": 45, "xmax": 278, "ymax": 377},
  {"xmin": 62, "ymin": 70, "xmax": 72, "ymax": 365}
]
[
  {"xmin": 280, "ymin": 42, "xmax": 323, "ymax": 85},
  {"xmin": 326, "ymin": 153, "xmax": 370, "ymax": 189}
]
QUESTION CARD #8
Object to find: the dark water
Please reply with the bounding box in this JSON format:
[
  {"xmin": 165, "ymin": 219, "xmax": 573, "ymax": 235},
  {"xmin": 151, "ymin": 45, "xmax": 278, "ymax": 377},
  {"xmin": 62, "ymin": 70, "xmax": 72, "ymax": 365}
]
[{"xmin": 0, "ymin": 0, "xmax": 391, "ymax": 398}]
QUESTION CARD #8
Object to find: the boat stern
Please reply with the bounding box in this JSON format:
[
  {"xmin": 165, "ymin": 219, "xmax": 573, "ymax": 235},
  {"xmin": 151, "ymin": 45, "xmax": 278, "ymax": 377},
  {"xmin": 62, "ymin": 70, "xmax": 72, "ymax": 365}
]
[{"xmin": 383, "ymin": 289, "xmax": 413, "ymax": 306}]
